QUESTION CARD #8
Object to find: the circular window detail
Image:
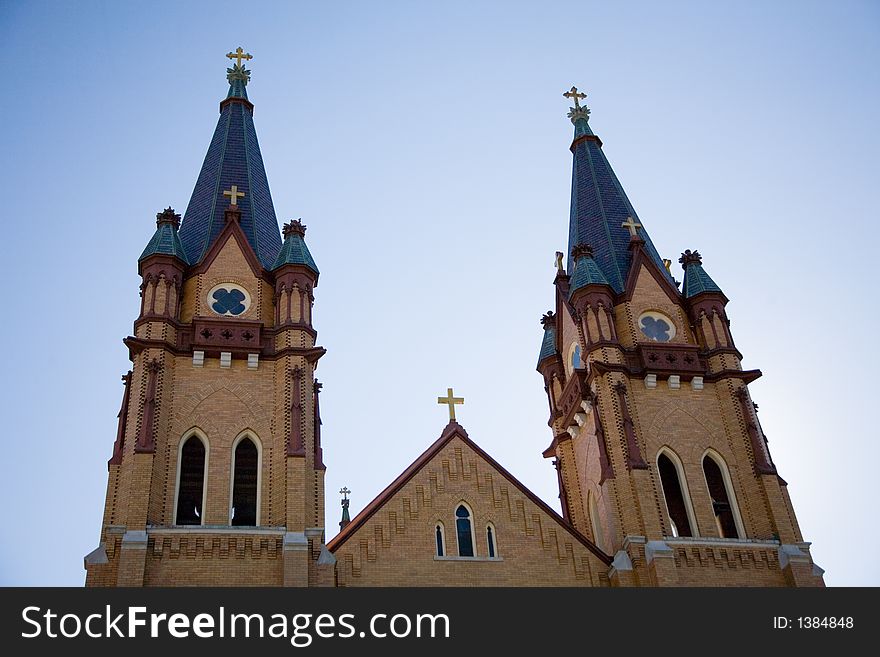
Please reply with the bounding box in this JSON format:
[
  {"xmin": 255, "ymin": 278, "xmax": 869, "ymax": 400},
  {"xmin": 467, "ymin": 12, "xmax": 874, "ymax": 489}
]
[
  {"xmin": 207, "ymin": 283, "xmax": 251, "ymax": 317},
  {"xmin": 638, "ymin": 311, "xmax": 676, "ymax": 342}
]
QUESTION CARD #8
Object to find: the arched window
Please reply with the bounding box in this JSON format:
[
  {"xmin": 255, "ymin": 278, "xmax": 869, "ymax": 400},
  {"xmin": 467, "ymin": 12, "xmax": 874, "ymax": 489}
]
[
  {"xmin": 657, "ymin": 450, "xmax": 695, "ymax": 537},
  {"xmin": 703, "ymin": 452, "xmax": 742, "ymax": 539},
  {"xmin": 435, "ymin": 522, "xmax": 446, "ymax": 557},
  {"xmin": 486, "ymin": 523, "xmax": 497, "ymax": 558},
  {"xmin": 588, "ymin": 492, "xmax": 607, "ymax": 552},
  {"xmin": 175, "ymin": 434, "xmax": 207, "ymax": 526},
  {"xmin": 455, "ymin": 504, "xmax": 474, "ymax": 557},
  {"xmin": 230, "ymin": 435, "xmax": 259, "ymax": 526}
]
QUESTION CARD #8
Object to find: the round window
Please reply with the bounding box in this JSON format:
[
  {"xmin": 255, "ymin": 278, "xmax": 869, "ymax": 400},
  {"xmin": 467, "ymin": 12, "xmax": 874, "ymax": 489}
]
[
  {"xmin": 638, "ymin": 311, "xmax": 676, "ymax": 342},
  {"xmin": 207, "ymin": 283, "xmax": 251, "ymax": 317}
]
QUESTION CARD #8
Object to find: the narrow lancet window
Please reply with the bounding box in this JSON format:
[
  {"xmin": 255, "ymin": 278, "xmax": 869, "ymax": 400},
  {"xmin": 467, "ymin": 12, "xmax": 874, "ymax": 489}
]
[
  {"xmin": 703, "ymin": 454, "xmax": 740, "ymax": 538},
  {"xmin": 231, "ymin": 437, "xmax": 258, "ymax": 526},
  {"xmin": 658, "ymin": 452, "xmax": 693, "ymax": 537},
  {"xmin": 435, "ymin": 524, "xmax": 445, "ymax": 557},
  {"xmin": 486, "ymin": 525, "xmax": 496, "ymax": 558},
  {"xmin": 456, "ymin": 504, "xmax": 474, "ymax": 557},
  {"xmin": 175, "ymin": 435, "xmax": 206, "ymax": 525}
]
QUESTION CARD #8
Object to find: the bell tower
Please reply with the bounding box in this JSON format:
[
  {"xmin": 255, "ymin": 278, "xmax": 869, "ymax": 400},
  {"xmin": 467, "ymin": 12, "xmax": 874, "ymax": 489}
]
[
  {"xmin": 537, "ymin": 87, "xmax": 824, "ymax": 587},
  {"xmin": 85, "ymin": 50, "xmax": 334, "ymax": 587}
]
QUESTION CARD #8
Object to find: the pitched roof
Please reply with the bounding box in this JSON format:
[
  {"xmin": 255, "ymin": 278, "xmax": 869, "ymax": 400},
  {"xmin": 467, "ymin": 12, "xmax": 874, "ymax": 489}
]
[
  {"xmin": 326, "ymin": 421, "xmax": 611, "ymax": 564},
  {"xmin": 566, "ymin": 107, "xmax": 674, "ymax": 293},
  {"xmin": 177, "ymin": 66, "xmax": 283, "ymax": 269}
]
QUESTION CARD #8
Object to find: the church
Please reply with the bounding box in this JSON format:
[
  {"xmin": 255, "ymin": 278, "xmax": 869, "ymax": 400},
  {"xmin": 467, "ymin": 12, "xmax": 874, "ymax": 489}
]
[{"xmin": 84, "ymin": 51, "xmax": 824, "ymax": 587}]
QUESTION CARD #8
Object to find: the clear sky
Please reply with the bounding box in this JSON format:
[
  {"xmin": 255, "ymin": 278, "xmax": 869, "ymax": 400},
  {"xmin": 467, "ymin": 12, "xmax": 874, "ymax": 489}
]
[{"xmin": 1, "ymin": 0, "xmax": 877, "ymax": 586}]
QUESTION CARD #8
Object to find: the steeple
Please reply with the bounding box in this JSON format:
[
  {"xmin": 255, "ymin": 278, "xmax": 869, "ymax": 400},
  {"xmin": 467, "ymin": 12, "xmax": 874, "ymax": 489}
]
[
  {"xmin": 564, "ymin": 87, "xmax": 672, "ymax": 292},
  {"xmin": 178, "ymin": 49, "xmax": 283, "ymax": 269},
  {"xmin": 680, "ymin": 249, "xmax": 723, "ymax": 298}
]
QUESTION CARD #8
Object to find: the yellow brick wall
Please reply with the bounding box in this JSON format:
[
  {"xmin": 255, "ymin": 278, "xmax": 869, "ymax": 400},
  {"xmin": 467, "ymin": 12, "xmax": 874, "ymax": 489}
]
[{"xmin": 332, "ymin": 436, "xmax": 609, "ymax": 587}]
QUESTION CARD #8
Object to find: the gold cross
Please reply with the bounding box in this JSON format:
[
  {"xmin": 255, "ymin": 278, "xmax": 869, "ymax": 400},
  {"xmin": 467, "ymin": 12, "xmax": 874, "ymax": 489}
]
[
  {"xmin": 226, "ymin": 47, "xmax": 253, "ymax": 67},
  {"xmin": 223, "ymin": 185, "xmax": 245, "ymax": 206},
  {"xmin": 622, "ymin": 216, "xmax": 643, "ymax": 237},
  {"xmin": 563, "ymin": 86, "xmax": 587, "ymax": 109},
  {"xmin": 437, "ymin": 387, "xmax": 464, "ymax": 421},
  {"xmin": 339, "ymin": 487, "xmax": 351, "ymax": 500}
]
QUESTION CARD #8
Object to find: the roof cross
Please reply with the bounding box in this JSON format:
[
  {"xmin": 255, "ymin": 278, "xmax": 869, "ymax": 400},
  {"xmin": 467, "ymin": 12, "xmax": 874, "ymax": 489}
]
[
  {"xmin": 437, "ymin": 387, "xmax": 464, "ymax": 421},
  {"xmin": 226, "ymin": 47, "xmax": 253, "ymax": 67},
  {"xmin": 563, "ymin": 86, "xmax": 587, "ymax": 109},
  {"xmin": 340, "ymin": 487, "xmax": 351, "ymax": 501},
  {"xmin": 223, "ymin": 185, "xmax": 245, "ymax": 206},
  {"xmin": 622, "ymin": 216, "xmax": 643, "ymax": 237}
]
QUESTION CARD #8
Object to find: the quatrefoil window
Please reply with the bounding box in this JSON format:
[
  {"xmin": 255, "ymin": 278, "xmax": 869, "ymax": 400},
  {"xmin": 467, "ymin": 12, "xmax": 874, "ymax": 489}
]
[
  {"xmin": 638, "ymin": 311, "xmax": 676, "ymax": 343},
  {"xmin": 207, "ymin": 283, "xmax": 251, "ymax": 317}
]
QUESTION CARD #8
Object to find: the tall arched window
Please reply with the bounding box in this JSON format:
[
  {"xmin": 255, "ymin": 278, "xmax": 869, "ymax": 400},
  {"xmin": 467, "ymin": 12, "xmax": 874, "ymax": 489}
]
[
  {"xmin": 455, "ymin": 504, "xmax": 474, "ymax": 557},
  {"xmin": 486, "ymin": 523, "xmax": 497, "ymax": 558},
  {"xmin": 703, "ymin": 452, "xmax": 742, "ymax": 539},
  {"xmin": 657, "ymin": 450, "xmax": 695, "ymax": 537},
  {"xmin": 435, "ymin": 522, "xmax": 446, "ymax": 557},
  {"xmin": 231, "ymin": 435, "xmax": 259, "ymax": 526},
  {"xmin": 175, "ymin": 434, "xmax": 207, "ymax": 525}
]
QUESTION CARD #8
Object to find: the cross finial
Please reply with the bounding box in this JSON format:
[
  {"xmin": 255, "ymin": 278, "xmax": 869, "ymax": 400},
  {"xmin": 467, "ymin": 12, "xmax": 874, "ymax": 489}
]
[
  {"xmin": 437, "ymin": 387, "xmax": 464, "ymax": 422},
  {"xmin": 621, "ymin": 216, "xmax": 643, "ymax": 238},
  {"xmin": 340, "ymin": 487, "xmax": 351, "ymax": 501},
  {"xmin": 223, "ymin": 185, "xmax": 245, "ymax": 206},
  {"xmin": 563, "ymin": 86, "xmax": 587, "ymax": 109},
  {"xmin": 226, "ymin": 47, "xmax": 253, "ymax": 67}
]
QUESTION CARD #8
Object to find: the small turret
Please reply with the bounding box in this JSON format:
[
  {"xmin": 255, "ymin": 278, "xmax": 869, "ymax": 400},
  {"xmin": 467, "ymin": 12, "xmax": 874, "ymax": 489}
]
[
  {"xmin": 137, "ymin": 207, "xmax": 187, "ymax": 319},
  {"xmin": 272, "ymin": 219, "xmax": 319, "ymax": 327}
]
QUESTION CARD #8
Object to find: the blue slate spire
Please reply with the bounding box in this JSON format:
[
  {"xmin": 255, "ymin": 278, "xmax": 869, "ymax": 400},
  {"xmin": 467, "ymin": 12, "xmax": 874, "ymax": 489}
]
[
  {"xmin": 680, "ymin": 250, "xmax": 722, "ymax": 298},
  {"xmin": 565, "ymin": 92, "xmax": 673, "ymax": 293},
  {"xmin": 273, "ymin": 219, "xmax": 319, "ymax": 277},
  {"xmin": 567, "ymin": 244, "xmax": 610, "ymax": 299},
  {"xmin": 537, "ymin": 311, "xmax": 558, "ymax": 366},
  {"xmin": 178, "ymin": 60, "xmax": 283, "ymax": 269},
  {"xmin": 140, "ymin": 208, "xmax": 189, "ymax": 263}
]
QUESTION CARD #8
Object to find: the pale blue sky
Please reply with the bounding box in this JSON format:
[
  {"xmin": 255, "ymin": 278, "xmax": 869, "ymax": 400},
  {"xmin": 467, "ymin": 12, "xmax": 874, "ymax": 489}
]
[{"xmin": 1, "ymin": 1, "xmax": 877, "ymax": 585}]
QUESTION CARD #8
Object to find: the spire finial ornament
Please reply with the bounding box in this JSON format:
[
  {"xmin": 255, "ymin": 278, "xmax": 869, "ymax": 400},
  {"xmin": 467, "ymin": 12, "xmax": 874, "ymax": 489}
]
[
  {"xmin": 226, "ymin": 47, "xmax": 253, "ymax": 67},
  {"xmin": 226, "ymin": 48, "xmax": 252, "ymax": 86},
  {"xmin": 679, "ymin": 249, "xmax": 703, "ymax": 267},
  {"xmin": 563, "ymin": 86, "xmax": 587, "ymax": 109},
  {"xmin": 339, "ymin": 487, "xmax": 351, "ymax": 530},
  {"xmin": 156, "ymin": 207, "xmax": 181, "ymax": 228},
  {"xmin": 541, "ymin": 310, "xmax": 556, "ymax": 328},
  {"xmin": 555, "ymin": 251, "xmax": 564, "ymax": 274},
  {"xmin": 283, "ymin": 219, "xmax": 307, "ymax": 238},
  {"xmin": 564, "ymin": 85, "xmax": 591, "ymax": 123}
]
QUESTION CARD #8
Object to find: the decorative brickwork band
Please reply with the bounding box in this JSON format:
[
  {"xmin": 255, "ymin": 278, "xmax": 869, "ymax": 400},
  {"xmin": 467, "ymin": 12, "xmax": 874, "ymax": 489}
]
[
  {"xmin": 588, "ymin": 390, "xmax": 615, "ymax": 482},
  {"xmin": 735, "ymin": 387, "xmax": 776, "ymax": 475},
  {"xmin": 314, "ymin": 379, "xmax": 325, "ymax": 470},
  {"xmin": 613, "ymin": 382, "xmax": 648, "ymax": 470},
  {"xmin": 134, "ymin": 359, "xmax": 161, "ymax": 453},
  {"xmin": 288, "ymin": 367, "xmax": 305, "ymax": 456},
  {"xmin": 108, "ymin": 371, "xmax": 132, "ymax": 467}
]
